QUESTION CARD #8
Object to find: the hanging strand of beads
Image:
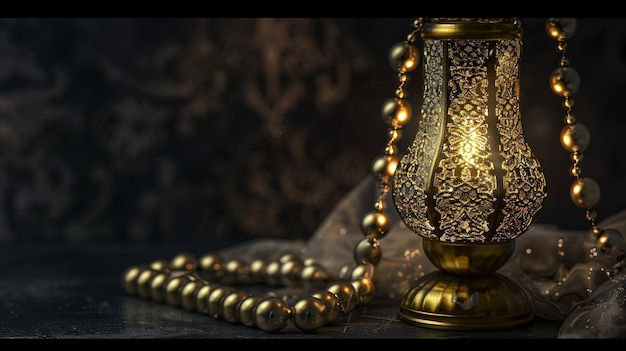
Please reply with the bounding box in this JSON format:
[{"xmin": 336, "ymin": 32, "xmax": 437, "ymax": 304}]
[
  {"xmin": 360, "ymin": 18, "xmax": 423, "ymax": 262},
  {"xmin": 546, "ymin": 18, "xmax": 625, "ymax": 276}
]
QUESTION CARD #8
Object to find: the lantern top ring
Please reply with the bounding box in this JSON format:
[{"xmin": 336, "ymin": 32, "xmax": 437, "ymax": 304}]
[{"xmin": 421, "ymin": 18, "xmax": 521, "ymax": 40}]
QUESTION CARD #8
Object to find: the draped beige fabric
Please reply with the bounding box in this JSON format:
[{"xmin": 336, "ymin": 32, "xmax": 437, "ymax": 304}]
[{"xmin": 222, "ymin": 177, "xmax": 626, "ymax": 338}]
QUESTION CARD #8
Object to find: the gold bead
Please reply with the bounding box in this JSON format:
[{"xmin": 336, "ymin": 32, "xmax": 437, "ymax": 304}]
[
  {"xmin": 337, "ymin": 264, "xmax": 352, "ymax": 280},
  {"xmin": 222, "ymin": 258, "xmax": 248, "ymax": 285},
  {"xmin": 170, "ymin": 252, "xmax": 197, "ymax": 271},
  {"xmin": 280, "ymin": 259, "xmax": 304, "ymax": 287},
  {"xmin": 220, "ymin": 290, "xmax": 252, "ymax": 323},
  {"xmin": 254, "ymin": 297, "xmax": 292, "ymax": 332},
  {"xmin": 136, "ymin": 269, "xmax": 159, "ymax": 299},
  {"xmin": 292, "ymin": 296, "xmax": 328, "ymax": 332},
  {"xmin": 397, "ymin": 72, "xmax": 407, "ymax": 83},
  {"xmin": 164, "ymin": 273, "xmax": 193, "ymax": 307},
  {"xmin": 279, "ymin": 253, "xmax": 299, "ymax": 263},
  {"xmin": 560, "ymin": 123, "xmax": 590, "ymax": 153},
  {"xmin": 370, "ymin": 155, "xmax": 385, "ymax": 180},
  {"xmin": 374, "ymin": 199, "xmax": 385, "ymax": 212},
  {"xmin": 570, "ymin": 177, "xmax": 601, "ymax": 208},
  {"xmin": 301, "ymin": 263, "xmax": 330, "ymax": 290},
  {"xmin": 351, "ymin": 277, "xmax": 376, "ymax": 305},
  {"xmin": 586, "ymin": 209, "xmax": 598, "ymax": 222},
  {"xmin": 550, "ymin": 67, "xmax": 580, "ymax": 97},
  {"xmin": 350, "ymin": 263, "xmax": 376, "ymax": 280},
  {"xmin": 326, "ymin": 281, "xmax": 358, "ymax": 313},
  {"xmin": 207, "ymin": 285, "xmax": 236, "ymax": 319},
  {"xmin": 570, "ymin": 165, "xmax": 582, "ymax": 177},
  {"xmin": 311, "ymin": 290, "xmax": 342, "ymax": 324},
  {"xmin": 149, "ymin": 259, "xmax": 171, "ymax": 273},
  {"xmin": 180, "ymin": 279, "xmax": 203, "ymax": 311},
  {"xmin": 546, "ymin": 18, "xmax": 577, "ymax": 41},
  {"xmin": 564, "ymin": 114, "xmax": 576, "ymax": 125},
  {"xmin": 248, "ymin": 258, "xmax": 267, "ymax": 283},
  {"xmin": 194, "ymin": 282, "xmax": 220, "ymax": 313},
  {"xmin": 384, "ymin": 144, "xmax": 398, "ymax": 156},
  {"xmin": 354, "ymin": 238, "xmax": 382, "ymax": 266},
  {"xmin": 593, "ymin": 226, "xmax": 603, "ymax": 236},
  {"xmin": 148, "ymin": 272, "xmax": 169, "ymax": 303},
  {"xmin": 388, "ymin": 41, "xmax": 420, "ymax": 73},
  {"xmin": 360, "ymin": 212, "xmax": 390, "ymax": 240},
  {"xmin": 395, "ymin": 87, "xmax": 406, "ymax": 100},
  {"xmin": 238, "ymin": 295, "xmax": 265, "ymax": 327},
  {"xmin": 198, "ymin": 252, "xmax": 224, "ymax": 281},
  {"xmin": 381, "ymin": 98, "xmax": 412, "ymax": 128},
  {"xmin": 596, "ymin": 229, "xmax": 625, "ymax": 260},
  {"xmin": 385, "ymin": 155, "xmax": 399, "ymax": 176},
  {"xmin": 370, "ymin": 155, "xmax": 399, "ymax": 182},
  {"xmin": 388, "ymin": 128, "xmax": 402, "ymax": 143},
  {"xmin": 121, "ymin": 264, "xmax": 147, "ymax": 295},
  {"xmin": 265, "ymin": 261, "xmax": 282, "ymax": 286}
]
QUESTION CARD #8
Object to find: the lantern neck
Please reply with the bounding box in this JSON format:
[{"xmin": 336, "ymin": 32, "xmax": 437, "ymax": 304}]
[{"xmin": 421, "ymin": 18, "xmax": 522, "ymax": 41}]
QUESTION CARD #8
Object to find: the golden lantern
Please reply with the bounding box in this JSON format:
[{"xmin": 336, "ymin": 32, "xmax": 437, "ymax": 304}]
[{"xmin": 392, "ymin": 18, "xmax": 547, "ymax": 330}]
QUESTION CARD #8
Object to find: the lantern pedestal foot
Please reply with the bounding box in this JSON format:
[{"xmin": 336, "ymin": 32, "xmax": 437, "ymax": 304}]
[{"xmin": 398, "ymin": 240, "xmax": 533, "ymax": 331}]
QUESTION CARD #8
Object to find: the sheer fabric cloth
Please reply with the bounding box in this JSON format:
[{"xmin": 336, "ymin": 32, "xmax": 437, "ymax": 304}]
[{"xmin": 222, "ymin": 177, "xmax": 626, "ymax": 338}]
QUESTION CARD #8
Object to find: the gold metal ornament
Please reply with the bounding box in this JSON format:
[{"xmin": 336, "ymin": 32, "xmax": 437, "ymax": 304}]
[
  {"xmin": 238, "ymin": 295, "xmax": 265, "ymax": 327},
  {"xmin": 311, "ymin": 290, "xmax": 342, "ymax": 324},
  {"xmin": 292, "ymin": 296, "xmax": 329, "ymax": 331},
  {"xmin": 546, "ymin": 17, "xmax": 624, "ymax": 276},
  {"xmin": 207, "ymin": 285, "xmax": 236, "ymax": 318},
  {"xmin": 325, "ymin": 280, "xmax": 359, "ymax": 313},
  {"xmin": 136, "ymin": 269, "xmax": 158, "ymax": 299},
  {"xmin": 392, "ymin": 18, "xmax": 547, "ymax": 330},
  {"xmin": 221, "ymin": 290, "xmax": 252, "ymax": 323},
  {"xmin": 180, "ymin": 278, "xmax": 204, "ymax": 311},
  {"xmin": 194, "ymin": 282, "xmax": 218, "ymax": 313},
  {"xmin": 148, "ymin": 272, "xmax": 168, "ymax": 303},
  {"xmin": 253, "ymin": 297, "xmax": 292, "ymax": 332},
  {"xmin": 121, "ymin": 265, "xmax": 145, "ymax": 295}
]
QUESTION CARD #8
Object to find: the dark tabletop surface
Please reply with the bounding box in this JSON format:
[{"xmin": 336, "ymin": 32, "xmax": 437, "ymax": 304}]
[{"xmin": 0, "ymin": 241, "xmax": 564, "ymax": 340}]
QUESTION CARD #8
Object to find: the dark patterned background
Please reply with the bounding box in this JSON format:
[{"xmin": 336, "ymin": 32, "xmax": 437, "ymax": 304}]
[{"xmin": 0, "ymin": 18, "xmax": 624, "ymax": 244}]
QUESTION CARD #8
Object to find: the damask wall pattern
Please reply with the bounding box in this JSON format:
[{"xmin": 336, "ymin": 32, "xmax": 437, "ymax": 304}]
[{"xmin": 0, "ymin": 18, "xmax": 624, "ymax": 243}]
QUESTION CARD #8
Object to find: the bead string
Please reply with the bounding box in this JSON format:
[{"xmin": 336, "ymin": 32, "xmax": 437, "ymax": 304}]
[
  {"xmin": 121, "ymin": 250, "xmax": 375, "ymax": 332},
  {"xmin": 546, "ymin": 18, "xmax": 624, "ymax": 275},
  {"xmin": 360, "ymin": 18, "xmax": 423, "ymax": 264},
  {"xmin": 121, "ymin": 19, "xmax": 425, "ymax": 335}
]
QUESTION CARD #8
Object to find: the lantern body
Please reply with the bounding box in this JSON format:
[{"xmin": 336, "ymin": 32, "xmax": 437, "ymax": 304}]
[{"xmin": 393, "ymin": 19, "xmax": 546, "ymax": 244}]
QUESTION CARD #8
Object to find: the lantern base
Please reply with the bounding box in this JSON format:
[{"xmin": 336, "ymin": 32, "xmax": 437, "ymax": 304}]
[{"xmin": 398, "ymin": 240, "xmax": 533, "ymax": 331}]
